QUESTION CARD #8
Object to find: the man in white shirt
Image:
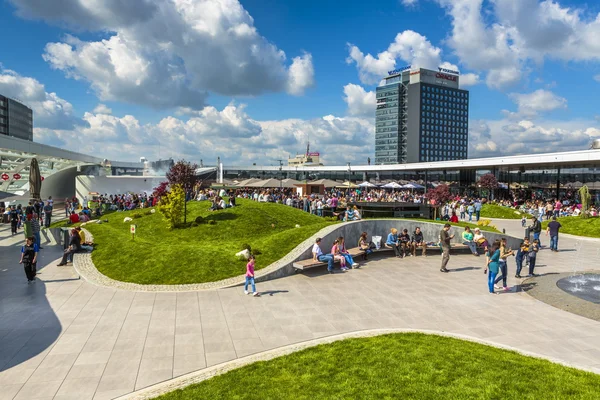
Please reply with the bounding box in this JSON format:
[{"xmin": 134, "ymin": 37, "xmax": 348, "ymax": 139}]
[{"xmin": 312, "ymin": 238, "xmax": 334, "ymax": 274}]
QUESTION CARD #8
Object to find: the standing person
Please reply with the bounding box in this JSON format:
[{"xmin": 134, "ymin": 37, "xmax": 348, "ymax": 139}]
[
  {"xmin": 528, "ymin": 216, "xmax": 542, "ymax": 247},
  {"xmin": 546, "ymin": 216, "xmax": 562, "ymax": 252},
  {"xmin": 331, "ymin": 238, "xmax": 348, "ymax": 271},
  {"xmin": 411, "ymin": 227, "xmax": 427, "ymax": 257},
  {"xmin": 312, "ymin": 238, "xmax": 335, "ymax": 274},
  {"xmin": 494, "ymin": 238, "xmax": 514, "ymax": 291},
  {"xmin": 440, "ymin": 223, "xmax": 453, "ymax": 273},
  {"xmin": 459, "ymin": 203, "xmax": 466, "ymax": 220},
  {"xmin": 19, "ymin": 237, "xmax": 38, "ymax": 284},
  {"xmin": 487, "ymin": 240, "xmax": 501, "ymax": 295},
  {"xmin": 244, "ymin": 255, "xmax": 259, "ymax": 296},
  {"xmin": 23, "ymin": 213, "xmax": 32, "ymax": 242},
  {"xmin": 43, "ymin": 201, "xmax": 53, "ymax": 228},
  {"xmin": 385, "ymin": 228, "xmax": 402, "ymax": 258},
  {"xmin": 9, "ymin": 205, "xmax": 18, "ymax": 235},
  {"xmin": 474, "ymin": 199, "xmax": 482, "ymax": 221},
  {"xmin": 527, "ymin": 239, "xmax": 540, "ymax": 277},
  {"xmin": 30, "ymin": 213, "xmax": 42, "ymax": 250},
  {"xmin": 64, "ymin": 199, "xmax": 70, "ymax": 217},
  {"xmin": 515, "ymin": 238, "xmax": 529, "ymax": 278},
  {"xmin": 467, "ymin": 203, "xmax": 475, "ymax": 222}
]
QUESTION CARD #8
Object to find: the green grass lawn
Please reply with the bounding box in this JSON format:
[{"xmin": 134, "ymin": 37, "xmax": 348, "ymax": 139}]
[
  {"xmin": 155, "ymin": 333, "xmax": 600, "ymax": 400},
  {"xmin": 542, "ymin": 216, "xmax": 600, "ymax": 238},
  {"xmin": 480, "ymin": 204, "xmax": 531, "ymax": 219},
  {"xmin": 84, "ymin": 199, "xmax": 336, "ymax": 284}
]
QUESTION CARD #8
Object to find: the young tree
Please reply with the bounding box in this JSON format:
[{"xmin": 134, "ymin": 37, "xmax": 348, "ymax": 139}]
[
  {"xmin": 158, "ymin": 184, "xmax": 185, "ymax": 229},
  {"xmin": 166, "ymin": 160, "xmax": 198, "ymax": 223},
  {"xmin": 579, "ymin": 185, "xmax": 591, "ymax": 219},
  {"xmin": 478, "ymin": 173, "xmax": 498, "ymax": 200},
  {"xmin": 425, "ymin": 184, "xmax": 453, "ymax": 220}
]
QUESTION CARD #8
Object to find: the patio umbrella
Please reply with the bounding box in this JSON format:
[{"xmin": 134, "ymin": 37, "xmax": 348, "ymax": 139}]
[
  {"xmin": 281, "ymin": 178, "xmax": 301, "ymax": 188},
  {"xmin": 308, "ymin": 179, "xmax": 340, "ymax": 188},
  {"xmin": 357, "ymin": 181, "xmax": 377, "ymax": 187},
  {"xmin": 403, "ymin": 183, "xmax": 425, "ymax": 189},
  {"xmin": 381, "ymin": 182, "xmax": 403, "ymax": 189},
  {"xmin": 336, "ymin": 181, "xmax": 358, "ymax": 188},
  {"xmin": 29, "ymin": 158, "xmax": 42, "ymax": 201},
  {"xmin": 246, "ymin": 178, "xmax": 285, "ymax": 188}
]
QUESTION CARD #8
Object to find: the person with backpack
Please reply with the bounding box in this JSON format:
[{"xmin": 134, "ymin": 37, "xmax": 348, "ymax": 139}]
[
  {"xmin": 19, "ymin": 237, "xmax": 38, "ymax": 284},
  {"xmin": 528, "ymin": 216, "xmax": 542, "ymax": 247}
]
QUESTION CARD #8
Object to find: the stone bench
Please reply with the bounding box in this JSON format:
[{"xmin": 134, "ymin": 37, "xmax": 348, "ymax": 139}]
[{"xmin": 292, "ymin": 243, "xmax": 473, "ymax": 271}]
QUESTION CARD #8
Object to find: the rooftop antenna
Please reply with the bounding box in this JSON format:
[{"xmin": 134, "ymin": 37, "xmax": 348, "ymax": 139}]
[{"xmin": 306, "ymin": 141, "xmax": 310, "ymax": 156}]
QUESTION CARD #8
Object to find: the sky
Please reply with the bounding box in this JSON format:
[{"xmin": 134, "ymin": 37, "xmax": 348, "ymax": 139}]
[{"xmin": 1, "ymin": 0, "xmax": 600, "ymax": 166}]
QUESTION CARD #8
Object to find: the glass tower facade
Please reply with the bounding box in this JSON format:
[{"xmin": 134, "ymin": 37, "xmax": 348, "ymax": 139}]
[
  {"xmin": 374, "ymin": 68, "xmax": 469, "ymax": 165},
  {"xmin": 0, "ymin": 95, "xmax": 33, "ymax": 141}
]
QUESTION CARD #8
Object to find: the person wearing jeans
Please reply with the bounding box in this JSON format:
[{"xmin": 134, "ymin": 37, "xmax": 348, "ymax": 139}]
[
  {"xmin": 487, "ymin": 241, "xmax": 501, "ymax": 294},
  {"xmin": 244, "ymin": 255, "xmax": 259, "ymax": 296},
  {"xmin": 546, "ymin": 216, "xmax": 562, "ymax": 252},
  {"xmin": 494, "ymin": 238, "xmax": 514, "ymax": 290},
  {"xmin": 529, "ymin": 216, "xmax": 542, "ymax": 247},
  {"xmin": 312, "ymin": 238, "xmax": 335, "ymax": 273}
]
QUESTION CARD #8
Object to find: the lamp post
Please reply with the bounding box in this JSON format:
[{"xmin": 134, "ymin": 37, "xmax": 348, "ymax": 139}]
[
  {"xmin": 278, "ymin": 160, "xmax": 283, "ymax": 190},
  {"xmin": 347, "ymin": 162, "xmax": 351, "ymax": 192}
]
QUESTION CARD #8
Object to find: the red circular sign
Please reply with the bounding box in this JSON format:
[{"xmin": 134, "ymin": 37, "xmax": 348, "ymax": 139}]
[
  {"xmin": 1, "ymin": 173, "xmax": 8, "ymax": 181},
  {"xmin": 13, "ymin": 173, "xmax": 21, "ymax": 180},
  {"xmin": 41, "ymin": 176, "xmax": 45, "ymax": 181}
]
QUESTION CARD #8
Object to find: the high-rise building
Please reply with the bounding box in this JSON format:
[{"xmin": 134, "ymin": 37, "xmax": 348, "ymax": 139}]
[
  {"xmin": 375, "ymin": 67, "xmax": 469, "ymax": 164},
  {"xmin": 0, "ymin": 95, "xmax": 33, "ymax": 141}
]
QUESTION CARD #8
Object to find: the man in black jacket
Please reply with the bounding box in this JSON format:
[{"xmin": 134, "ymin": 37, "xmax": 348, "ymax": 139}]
[
  {"xmin": 411, "ymin": 227, "xmax": 427, "ymax": 257},
  {"xmin": 529, "ymin": 216, "xmax": 542, "ymax": 247}
]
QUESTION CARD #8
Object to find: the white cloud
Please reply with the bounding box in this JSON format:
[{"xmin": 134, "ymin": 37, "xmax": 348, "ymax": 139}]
[
  {"xmin": 503, "ymin": 89, "xmax": 567, "ymax": 119},
  {"xmin": 437, "ymin": 0, "xmax": 600, "ymax": 90},
  {"xmin": 343, "ymin": 84, "xmax": 375, "ymax": 117},
  {"xmin": 346, "ymin": 30, "xmax": 442, "ymax": 84},
  {"xmin": 14, "ymin": 0, "xmax": 314, "ymax": 110},
  {"xmin": 401, "ymin": 0, "xmax": 419, "ymax": 6},
  {"xmin": 93, "ymin": 104, "xmax": 112, "ymax": 115},
  {"xmin": 594, "ymin": 74, "xmax": 600, "ymax": 83},
  {"xmin": 460, "ymin": 73, "xmax": 480, "ymax": 87},
  {"xmin": 0, "ymin": 69, "xmax": 79, "ymax": 129},
  {"xmin": 469, "ymin": 118, "xmax": 599, "ymax": 159}
]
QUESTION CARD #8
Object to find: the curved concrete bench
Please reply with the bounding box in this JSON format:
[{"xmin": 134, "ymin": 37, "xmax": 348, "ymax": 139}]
[{"xmin": 73, "ymin": 219, "xmax": 521, "ymax": 292}]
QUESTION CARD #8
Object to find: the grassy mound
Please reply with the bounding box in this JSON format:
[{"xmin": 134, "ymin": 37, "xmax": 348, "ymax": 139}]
[
  {"xmin": 542, "ymin": 216, "xmax": 600, "ymax": 238},
  {"xmin": 481, "ymin": 204, "xmax": 530, "ymax": 219},
  {"xmin": 85, "ymin": 199, "xmax": 336, "ymax": 284},
  {"xmin": 155, "ymin": 333, "xmax": 600, "ymax": 400}
]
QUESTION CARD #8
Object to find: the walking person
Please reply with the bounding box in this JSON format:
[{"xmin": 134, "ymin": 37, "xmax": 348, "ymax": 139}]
[
  {"xmin": 487, "ymin": 240, "xmax": 501, "ymax": 294},
  {"xmin": 244, "ymin": 255, "xmax": 259, "ymax": 296},
  {"xmin": 19, "ymin": 237, "xmax": 39, "ymax": 284},
  {"xmin": 459, "ymin": 203, "xmax": 466, "ymax": 220},
  {"xmin": 43, "ymin": 201, "xmax": 53, "ymax": 227},
  {"xmin": 312, "ymin": 238, "xmax": 335, "ymax": 274},
  {"xmin": 440, "ymin": 223, "xmax": 453, "ymax": 273},
  {"xmin": 527, "ymin": 239, "xmax": 540, "ymax": 277},
  {"xmin": 9, "ymin": 205, "xmax": 18, "ymax": 235},
  {"xmin": 474, "ymin": 199, "xmax": 482, "ymax": 221},
  {"xmin": 494, "ymin": 238, "xmax": 514, "ymax": 291},
  {"xmin": 31, "ymin": 213, "xmax": 42, "ymax": 250},
  {"xmin": 467, "ymin": 203, "xmax": 474, "ymax": 222},
  {"xmin": 546, "ymin": 216, "xmax": 562, "ymax": 252}
]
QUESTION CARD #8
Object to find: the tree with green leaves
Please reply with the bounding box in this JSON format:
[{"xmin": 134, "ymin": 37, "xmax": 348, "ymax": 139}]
[
  {"xmin": 158, "ymin": 184, "xmax": 185, "ymax": 229},
  {"xmin": 579, "ymin": 185, "xmax": 591, "ymax": 219}
]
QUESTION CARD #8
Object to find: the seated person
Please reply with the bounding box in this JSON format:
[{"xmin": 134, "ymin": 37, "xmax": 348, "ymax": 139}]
[
  {"xmin": 219, "ymin": 197, "xmax": 227, "ymax": 209},
  {"xmin": 312, "ymin": 237, "xmax": 334, "ymax": 273},
  {"xmin": 75, "ymin": 227, "xmax": 94, "ymax": 252},
  {"xmin": 353, "ymin": 206, "xmax": 361, "ymax": 220},
  {"xmin": 210, "ymin": 197, "xmax": 223, "ymax": 211},
  {"xmin": 69, "ymin": 211, "xmax": 80, "ymax": 224},
  {"xmin": 358, "ymin": 232, "xmax": 373, "ymax": 260},
  {"xmin": 449, "ymin": 212, "xmax": 459, "ymax": 223},
  {"xmin": 399, "ymin": 229, "xmax": 411, "ymax": 257},
  {"xmin": 79, "ymin": 212, "xmax": 90, "ymax": 222},
  {"xmin": 473, "ymin": 228, "xmax": 489, "ymax": 248},
  {"xmin": 344, "ymin": 206, "xmax": 355, "ymax": 221},
  {"xmin": 229, "ymin": 196, "xmax": 236, "ymax": 207},
  {"xmin": 462, "ymin": 226, "xmax": 479, "ymax": 256},
  {"xmin": 385, "ymin": 228, "xmax": 402, "ymax": 258},
  {"xmin": 410, "ymin": 227, "xmax": 427, "ymax": 257},
  {"xmin": 57, "ymin": 229, "xmax": 82, "ymax": 266}
]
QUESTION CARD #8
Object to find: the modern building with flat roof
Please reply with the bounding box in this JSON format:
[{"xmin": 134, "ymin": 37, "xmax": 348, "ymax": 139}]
[
  {"xmin": 0, "ymin": 94, "xmax": 33, "ymax": 141},
  {"xmin": 375, "ymin": 67, "xmax": 468, "ymax": 165}
]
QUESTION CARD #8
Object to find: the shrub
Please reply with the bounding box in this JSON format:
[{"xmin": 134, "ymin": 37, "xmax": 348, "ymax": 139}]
[
  {"xmin": 144, "ymin": 210, "xmax": 153, "ymax": 216},
  {"xmin": 240, "ymin": 243, "xmax": 252, "ymax": 253},
  {"xmin": 208, "ymin": 220, "xmax": 216, "ymax": 225},
  {"xmin": 131, "ymin": 213, "xmax": 143, "ymax": 219},
  {"xmin": 158, "ymin": 184, "xmax": 185, "ymax": 229},
  {"xmin": 191, "ymin": 222, "xmax": 198, "ymax": 227},
  {"xmin": 195, "ymin": 216, "xmax": 204, "ymax": 224},
  {"xmin": 323, "ymin": 216, "xmax": 338, "ymax": 222},
  {"xmin": 253, "ymin": 248, "xmax": 262, "ymax": 255},
  {"xmin": 236, "ymin": 255, "xmax": 247, "ymax": 262}
]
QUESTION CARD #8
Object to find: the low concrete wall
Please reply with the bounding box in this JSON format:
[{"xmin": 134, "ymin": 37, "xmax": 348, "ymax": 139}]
[{"xmin": 256, "ymin": 219, "xmax": 522, "ymax": 283}]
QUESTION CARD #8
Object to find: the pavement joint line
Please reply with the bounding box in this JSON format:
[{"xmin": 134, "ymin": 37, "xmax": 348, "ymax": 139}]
[{"xmin": 114, "ymin": 328, "xmax": 600, "ymax": 400}]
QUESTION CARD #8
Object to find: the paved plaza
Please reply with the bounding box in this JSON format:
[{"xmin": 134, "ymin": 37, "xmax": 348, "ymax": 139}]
[{"xmin": 1, "ymin": 219, "xmax": 600, "ymax": 400}]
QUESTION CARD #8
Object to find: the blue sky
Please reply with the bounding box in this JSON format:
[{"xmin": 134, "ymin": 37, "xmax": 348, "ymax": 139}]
[{"xmin": 1, "ymin": 0, "xmax": 600, "ymax": 164}]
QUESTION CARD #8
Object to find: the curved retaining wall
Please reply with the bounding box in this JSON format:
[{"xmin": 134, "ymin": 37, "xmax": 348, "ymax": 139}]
[{"xmin": 74, "ymin": 219, "xmax": 521, "ymax": 292}]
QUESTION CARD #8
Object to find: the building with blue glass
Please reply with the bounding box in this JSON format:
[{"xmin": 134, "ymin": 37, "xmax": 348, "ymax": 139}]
[{"xmin": 375, "ymin": 68, "xmax": 469, "ymax": 164}]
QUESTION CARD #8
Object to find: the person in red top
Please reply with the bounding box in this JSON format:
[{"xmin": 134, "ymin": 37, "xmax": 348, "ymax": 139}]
[
  {"xmin": 449, "ymin": 211, "xmax": 459, "ymax": 223},
  {"xmin": 69, "ymin": 211, "xmax": 80, "ymax": 224},
  {"xmin": 244, "ymin": 255, "xmax": 259, "ymax": 297}
]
